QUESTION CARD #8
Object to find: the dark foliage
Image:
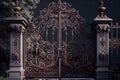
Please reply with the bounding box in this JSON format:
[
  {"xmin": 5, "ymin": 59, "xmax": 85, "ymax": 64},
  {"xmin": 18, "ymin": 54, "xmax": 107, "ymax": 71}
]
[
  {"xmin": 0, "ymin": 0, "xmax": 12, "ymax": 18},
  {"xmin": 0, "ymin": 21, "xmax": 10, "ymax": 77},
  {"xmin": 0, "ymin": 0, "xmax": 11, "ymax": 77}
]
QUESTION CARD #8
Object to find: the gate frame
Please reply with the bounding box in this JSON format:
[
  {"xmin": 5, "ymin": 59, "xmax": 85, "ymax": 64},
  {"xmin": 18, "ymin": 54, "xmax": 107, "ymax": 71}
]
[{"xmin": 6, "ymin": 0, "xmax": 114, "ymax": 80}]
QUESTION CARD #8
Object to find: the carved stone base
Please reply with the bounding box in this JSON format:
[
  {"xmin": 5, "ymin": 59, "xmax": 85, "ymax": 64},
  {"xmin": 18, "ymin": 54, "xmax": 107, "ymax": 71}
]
[
  {"xmin": 96, "ymin": 67, "xmax": 112, "ymax": 80},
  {"xmin": 9, "ymin": 66, "xmax": 25, "ymax": 80}
]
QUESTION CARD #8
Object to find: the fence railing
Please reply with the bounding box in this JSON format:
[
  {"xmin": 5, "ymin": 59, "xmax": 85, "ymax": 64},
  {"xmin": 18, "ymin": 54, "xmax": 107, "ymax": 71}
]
[{"xmin": 109, "ymin": 23, "xmax": 120, "ymax": 80}]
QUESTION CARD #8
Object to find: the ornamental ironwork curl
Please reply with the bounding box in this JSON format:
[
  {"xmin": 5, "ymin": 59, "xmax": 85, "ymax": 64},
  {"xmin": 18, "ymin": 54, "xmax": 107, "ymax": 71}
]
[
  {"xmin": 24, "ymin": 0, "xmax": 94, "ymax": 78},
  {"xmin": 29, "ymin": 0, "xmax": 84, "ymax": 34},
  {"xmin": 61, "ymin": 41, "xmax": 94, "ymax": 68},
  {"xmin": 26, "ymin": 34, "xmax": 56, "ymax": 68}
]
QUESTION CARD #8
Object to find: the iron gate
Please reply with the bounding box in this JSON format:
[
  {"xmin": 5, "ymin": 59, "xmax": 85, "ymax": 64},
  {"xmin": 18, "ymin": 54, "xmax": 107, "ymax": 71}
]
[
  {"xmin": 24, "ymin": 0, "xmax": 95, "ymax": 78},
  {"xmin": 109, "ymin": 23, "xmax": 120, "ymax": 79}
]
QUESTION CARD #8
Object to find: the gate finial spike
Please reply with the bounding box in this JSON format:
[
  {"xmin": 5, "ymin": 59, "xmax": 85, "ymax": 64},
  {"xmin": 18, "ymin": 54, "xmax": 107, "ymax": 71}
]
[
  {"xmin": 58, "ymin": 0, "xmax": 62, "ymax": 6},
  {"xmin": 14, "ymin": 0, "xmax": 21, "ymax": 17},
  {"xmin": 58, "ymin": 0, "xmax": 62, "ymax": 11},
  {"xmin": 58, "ymin": 0, "xmax": 62, "ymax": 3},
  {"xmin": 98, "ymin": 0, "xmax": 106, "ymax": 17}
]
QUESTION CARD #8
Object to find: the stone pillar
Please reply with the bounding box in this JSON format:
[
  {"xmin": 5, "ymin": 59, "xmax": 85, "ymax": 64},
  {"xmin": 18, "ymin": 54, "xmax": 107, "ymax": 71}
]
[
  {"xmin": 6, "ymin": 18, "xmax": 28, "ymax": 80},
  {"xmin": 92, "ymin": 17, "xmax": 112, "ymax": 80}
]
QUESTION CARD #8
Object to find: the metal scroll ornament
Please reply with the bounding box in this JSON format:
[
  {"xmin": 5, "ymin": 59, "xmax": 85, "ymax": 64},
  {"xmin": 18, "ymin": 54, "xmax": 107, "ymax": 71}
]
[
  {"xmin": 26, "ymin": 35, "xmax": 56, "ymax": 68},
  {"xmin": 25, "ymin": 0, "xmax": 94, "ymax": 78}
]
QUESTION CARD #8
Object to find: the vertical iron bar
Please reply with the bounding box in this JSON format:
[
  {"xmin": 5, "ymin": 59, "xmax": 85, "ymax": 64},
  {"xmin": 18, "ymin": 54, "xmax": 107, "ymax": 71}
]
[
  {"xmin": 46, "ymin": 27, "xmax": 48, "ymax": 41},
  {"xmin": 58, "ymin": 13, "xmax": 62, "ymax": 50},
  {"xmin": 58, "ymin": 41, "xmax": 62, "ymax": 78},
  {"xmin": 52, "ymin": 28, "xmax": 55, "ymax": 44},
  {"xmin": 72, "ymin": 28, "xmax": 74, "ymax": 41},
  {"xmin": 65, "ymin": 29, "xmax": 68, "ymax": 43},
  {"xmin": 52, "ymin": 29, "xmax": 55, "ymax": 63},
  {"xmin": 58, "ymin": 9, "xmax": 62, "ymax": 80},
  {"xmin": 116, "ymin": 24, "xmax": 118, "ymax": 39},
  {"xmin": 110, "ymin": 25, "xmax": 113, "ymax": 57},
  {"xmin": 112, "ymin": 28, "xmax": 114, "ymax": 39},
  {"xmin": 116, "ymin": 27, "xmax": 118, "ymax": 55}
]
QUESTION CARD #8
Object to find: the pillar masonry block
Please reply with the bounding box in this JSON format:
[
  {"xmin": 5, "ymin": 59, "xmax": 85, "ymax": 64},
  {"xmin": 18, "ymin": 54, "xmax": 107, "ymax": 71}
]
[
  {"xmin": 92, "ymin": 16, "xmax": 113, "ymax": 80},
  {"xmin": 6, "ymin": 17, "xmax": 28, "ymax": 80}
]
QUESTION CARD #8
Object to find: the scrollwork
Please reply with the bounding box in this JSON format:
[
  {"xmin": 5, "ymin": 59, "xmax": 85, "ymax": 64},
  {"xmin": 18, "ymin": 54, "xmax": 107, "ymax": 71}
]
[
  {"xmin": 96, "ymin": 24, "xmax": 110, "ymax": 33},
  {"xmin": 9, "ymin": 24, "xmax": 25, "ymax": 32},
  {"xmin": 24, "ymin": 0, "xmax": 94, "ymax": 78},
  {"xmin": 11, "ymin": 33, "xmax": 20, "ymax": 66},
  {"xmin": 26, "ymin": 37, "xmax": 56, "ymax": 68},
  {"xmin": 61, "ymin": 41, "xmax": 94, "ymax": 68},
  {"xmin": 109, "ymin": 39, "xmax": 120, "ymax": 48},
  {"xmin": 30, "ymin": 0, "xmax": 84, "ymax": 35}
]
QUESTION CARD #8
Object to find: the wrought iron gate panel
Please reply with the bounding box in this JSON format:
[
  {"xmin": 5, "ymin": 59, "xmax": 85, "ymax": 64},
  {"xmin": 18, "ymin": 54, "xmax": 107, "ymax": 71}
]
[
  {"xmin": 109, "ymin": 23, "xmax": 120, "ymax": 79},
  {"xmin": 61, "ymin": 39, "xmax": 95, "ymax": 78},
  {"xmin": 24, "ymin": 29, "xmax": 59, "ymax": 78},
  {"xmin": 109, "ymin": 23, "xmax": 120, "ymax": 60},
  {"xmin": 24, "ymin": 0, "xmax": 95, "ymax": 78}
]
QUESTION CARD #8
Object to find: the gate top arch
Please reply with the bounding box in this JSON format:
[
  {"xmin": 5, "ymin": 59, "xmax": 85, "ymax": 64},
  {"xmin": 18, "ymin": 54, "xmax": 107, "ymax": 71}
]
[{"xmin": 29, "ymin": 0, "xmax": 84, "ymax": 33}]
